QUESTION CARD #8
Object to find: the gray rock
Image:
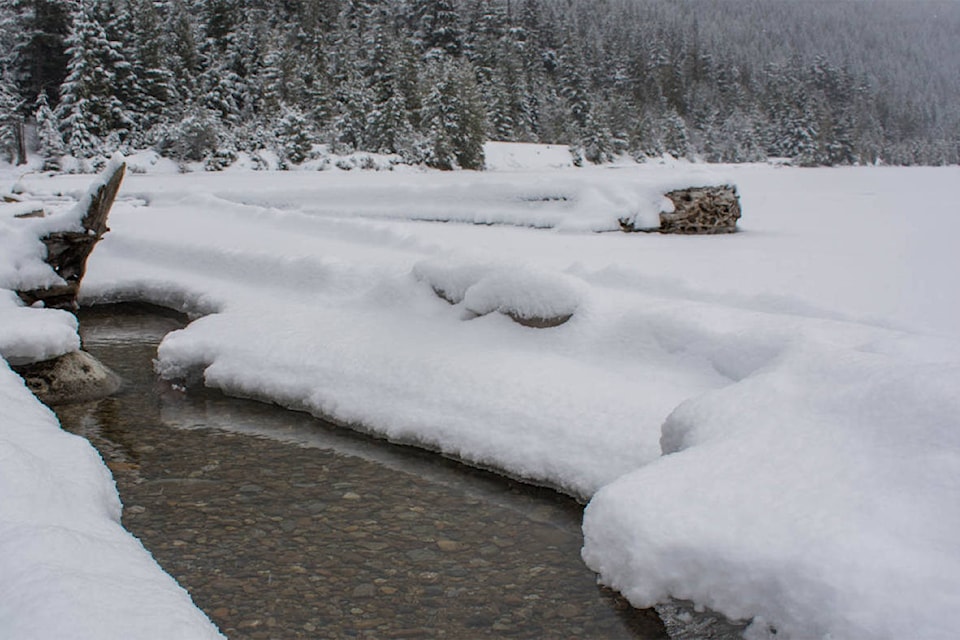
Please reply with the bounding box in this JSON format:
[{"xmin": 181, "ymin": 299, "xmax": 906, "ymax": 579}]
[{"xmin": 13, "ymin": 350, "xmax": 121, "ymax": 405}]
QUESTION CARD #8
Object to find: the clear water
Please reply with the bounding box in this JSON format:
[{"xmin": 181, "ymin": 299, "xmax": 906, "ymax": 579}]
[{"xmin": 55, "ymin": 304, "xmax": 668, "ymax": 640}]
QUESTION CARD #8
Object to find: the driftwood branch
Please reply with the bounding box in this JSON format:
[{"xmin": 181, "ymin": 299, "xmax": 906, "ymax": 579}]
[{"xmin": 17, "ymin": 162, "xmax": 126, "ymax": 310}]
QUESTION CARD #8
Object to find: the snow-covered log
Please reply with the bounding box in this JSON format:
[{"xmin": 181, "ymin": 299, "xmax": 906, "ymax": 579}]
[
  {"xmin": 661, "ymin": 185, "xmax": 741, "ymax": 234},
  {"xmin": 620, "ymin": 184, "xmax": 741, "ymax": 234},
  {"xmin": 17, "ymin": 161, "xmax": 125, "ymax": 310}
]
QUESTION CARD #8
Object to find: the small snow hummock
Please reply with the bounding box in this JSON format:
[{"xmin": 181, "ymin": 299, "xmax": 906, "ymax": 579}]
[
  {"xmin": 413, "ymin": 258, "xmax": 582, "ymax": 323},
  {"xmin": 0, "ymin": 291, "xmax": 79, "ymax": 365}
]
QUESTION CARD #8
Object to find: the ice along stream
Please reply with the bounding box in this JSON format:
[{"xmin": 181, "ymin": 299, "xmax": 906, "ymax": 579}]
[{"xmin": 55, "ymin": 304, "xmax": 668, "ymax": 639}]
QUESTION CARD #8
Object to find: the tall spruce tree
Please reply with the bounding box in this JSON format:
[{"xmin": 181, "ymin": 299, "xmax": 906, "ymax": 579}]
[
  {"xmin": 11, "ymin": 0, "xmax": 73, "ymax": 107},
  {"xmin": 0, "ymin": 70, "xmax": 25, "ymax": 163},
  {"xmin": 35, "ymin": 89, "xmax": 65, "ymax": 165},
  {"xmin": 57, "ymin": 2, "xmax": 134, "ymax": 158},
  {"xmin": 418, "ymin": 58, "xmax": 486, "ymax": 169}
]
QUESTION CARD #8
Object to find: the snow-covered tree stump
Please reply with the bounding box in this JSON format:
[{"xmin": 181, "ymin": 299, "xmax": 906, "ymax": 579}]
[
  {"xmin": 659, "ymin": 185, "xmax": 741, "ymax": 234},
  {"xmin": 17, "ymin": 161, "xmax": 125, "ymax": 310}
]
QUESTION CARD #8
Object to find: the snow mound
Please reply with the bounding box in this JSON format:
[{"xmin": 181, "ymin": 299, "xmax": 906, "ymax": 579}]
[
  {"xmin": 413, "ymin": 258, "xmax": 582, "ymax": 324},
  {"xmin": 462, "ymin": 269, "xmax": 582, "ymax": 323},
  {"xmin": 582, "ymin": 342, "xmax": 960, "ymax": 640},
  {"xmin": 0, "ymin": 291, "xmax": 79, "ymax": 365},
  {"xmin": 412, "ymin": 258, "xmax": 496, "ymax": 304}
]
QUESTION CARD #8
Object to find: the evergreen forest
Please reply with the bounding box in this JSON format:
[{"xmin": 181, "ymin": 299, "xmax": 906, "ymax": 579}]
[{"xmin": 2, "ymin": 0, "xmax": 958, "ymax": 170}]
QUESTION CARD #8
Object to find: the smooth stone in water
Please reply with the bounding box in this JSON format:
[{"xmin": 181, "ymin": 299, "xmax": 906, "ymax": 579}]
[{"xmin": 13, "ymin": 350, "xmax": 121, "ymax": 405}]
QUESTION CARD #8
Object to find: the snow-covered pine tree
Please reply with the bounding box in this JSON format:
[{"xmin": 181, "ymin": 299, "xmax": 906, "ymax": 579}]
[
  {"xmin": 0, "ymin": 69, "xmax": 25, "ymax": 163},
  {"xmin": 35, "ymin": 89, "xmax": 65, "ymax": 167},
  {"xmin": 0, "ymin": 5, "xmax": 20, "ymax": 74},
  {"xmin": 162, "ymin": 0, "xmax": 201, "ymax": 103},
  {"xmin": 9, "ymin": 0, "xmax": 73, "ymax": 107},
  {"xmin": 362, "ymin": 4, "xmax": 414, "ymax": 154},
  {"xmin": 56, "ymin": 1, "xmax": 135, "ymax": 158},
  {"xmin": 411, "ymin": 0, "xmax": 463, "ymax": 59},
  {"xmin": 463, "ymin": 0, "xmax": 521, "ymax": 141},
  {"xmin": 124, "ymin": 0, "xmax": 176, "ymax": 139},
  {"xmin": 555, "ymin": 28, "xmax": 614, "ymax": 163},
  {"xmin": 418, "ymin": 58, "xmax": 486, "ymax": 169},
  {"xmin": 96, "ymin": 0, "xmax": 141, "ymax": 147},
  {"xmin": 327, "ymin": 0, "xmax": 373, "ymax": 151},
  {"xmin": 276, "ymin": 103, "xmax": 313, "ymax": 166}
]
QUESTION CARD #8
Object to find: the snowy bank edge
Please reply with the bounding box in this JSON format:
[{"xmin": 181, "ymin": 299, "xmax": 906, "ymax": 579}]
[{"xmin": 0, "ymin": 359, "xmax": 224, "ymax": 639}]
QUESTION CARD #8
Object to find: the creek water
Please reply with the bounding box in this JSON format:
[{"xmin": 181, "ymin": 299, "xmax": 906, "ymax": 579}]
[{"xmin": 54, "ymin": 304, "xmax": 668, "ymax": 640}]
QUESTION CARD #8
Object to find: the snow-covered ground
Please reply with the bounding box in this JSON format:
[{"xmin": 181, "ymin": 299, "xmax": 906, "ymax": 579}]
[{"xmin": 2, "ymin": 147, "xmax": 959, "ymax": 639}]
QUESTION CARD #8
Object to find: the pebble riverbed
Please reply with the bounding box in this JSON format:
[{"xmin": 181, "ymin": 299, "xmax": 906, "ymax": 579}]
[{"xmin": 55, "ymin": 305, "xmax": 668, "ymax": 640}]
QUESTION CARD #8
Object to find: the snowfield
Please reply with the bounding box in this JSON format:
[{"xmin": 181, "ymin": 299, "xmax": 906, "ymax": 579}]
[{"xmin": 2, "ymin": 147, "xmax": 959, "ymax": 639}]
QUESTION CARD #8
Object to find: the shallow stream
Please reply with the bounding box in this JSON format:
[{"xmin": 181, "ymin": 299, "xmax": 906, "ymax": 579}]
[{"xmin": 55, "ymin": 304, "xmax": 668, "ymax": 639}]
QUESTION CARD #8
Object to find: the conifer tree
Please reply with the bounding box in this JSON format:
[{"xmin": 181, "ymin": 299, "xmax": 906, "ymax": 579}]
[
  {"xmin": 10, "ymin": 0, "xmax": 73, "ymax": 106},
  {"xmin": 412, "ymin": 0, "xmax": 463, "ymax": 59},
  {"xmin": 363, "ymin": 6, "xmax": 414, "ymax": 153},
  {"xmin": 35, "ymin": 89, "xmax": 65, "ymax": 164},
  {"xmin": 163, "ymin": 0, "xmax": 201, "ymax": 103},
  {"xmin": 0, "ymin": 70, "xmax": 25, "ymax": 163},
  {"xmin": 125, "ymin": 0, "xmax": 176, "ymax": 136},
  {"xmin": 57, "ymin": 3, "xmax": 132, "ymax": 158},
  {"xmin": 418, "ymin": 58, "xmax": 486, "ymax": 169},
  {"xmin": 276, "ymin": 103, "xmax": 313, "ymax": 165}
]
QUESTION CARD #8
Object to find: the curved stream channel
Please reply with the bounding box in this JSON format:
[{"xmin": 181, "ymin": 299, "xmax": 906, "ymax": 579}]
[{"xmin": 54, "ymin": 304, "xmax": 669, "ymax": 639}]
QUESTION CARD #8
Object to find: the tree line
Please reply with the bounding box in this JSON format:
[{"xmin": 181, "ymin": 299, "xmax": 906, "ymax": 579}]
[{"xmin": 2, "ymin": 0, "xmax": 958, "ymax": 170}]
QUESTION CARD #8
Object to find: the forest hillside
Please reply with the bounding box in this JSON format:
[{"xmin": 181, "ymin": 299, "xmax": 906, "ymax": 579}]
[{"xmin": 2, "ymin": 0, "xmax": 958, "ymax": 170}]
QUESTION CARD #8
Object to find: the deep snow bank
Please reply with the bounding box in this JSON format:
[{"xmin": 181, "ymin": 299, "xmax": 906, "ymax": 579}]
[
  {"xmin": 0, "ymin": 363, "xmax": 223, "ymax": 640},
  {"xmin": 582, "ymin": 341, "xmax": 960, "ymax": 639}
]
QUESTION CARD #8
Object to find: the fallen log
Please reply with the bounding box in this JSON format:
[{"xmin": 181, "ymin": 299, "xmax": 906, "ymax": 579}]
[
  {"xmin": 660, "ymin": 184, "xmax": 741, "ymax": 234},
  {"xmin": 17, "ymin": 161, "xmax": 126, "ymax": 310},
  {"xmin": 620, "ymin": 184, "xmax": 741, "ymax": 234}
]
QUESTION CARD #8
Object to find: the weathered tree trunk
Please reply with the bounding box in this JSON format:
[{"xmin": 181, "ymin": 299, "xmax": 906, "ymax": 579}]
[
  {"xmin": 17, "ymin": 162, "xmax": 126, "ymax": 310},
  {"xmin": 14, "ymin": 120, "xmax": 28, "ymax": 166},
  {"xmin": 619, "ymin": 184, "xmax": 741, "ymax": 234},
  {"xmin": 659, "ymin": 185, "xmax": 741, "ymax": 234}
]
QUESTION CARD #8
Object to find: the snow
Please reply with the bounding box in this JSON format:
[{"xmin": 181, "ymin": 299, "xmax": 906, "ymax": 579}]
[
  {"xmin": 0, "ymin": 291, "xmax": 79, "ymax": 365},
  {"xmin": 2, "ymin": 150, "xmax": 959, "ymax": 639},
  {"xmin": 413, "ymin": 257, "xmax": 583, "ymax": 321},
  {"xmin": 483, "ymin": 141, "xmax": 575, "ymax": 170},
  {"xmin": 583, "ymin": 342, "xmax": 960, "ymax": 639}
]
